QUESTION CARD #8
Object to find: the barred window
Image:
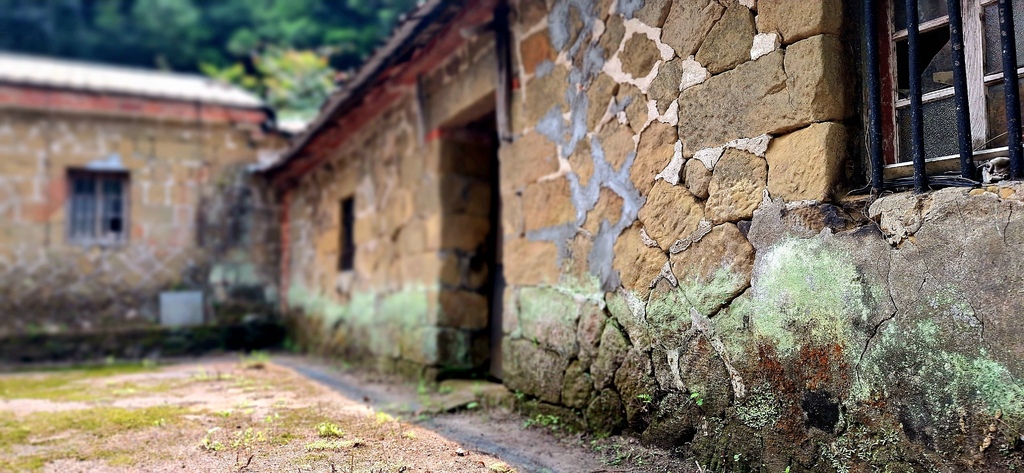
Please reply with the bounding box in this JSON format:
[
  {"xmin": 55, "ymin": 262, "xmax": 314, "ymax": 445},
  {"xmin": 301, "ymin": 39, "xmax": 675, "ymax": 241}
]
[
  {"xmin": 866, "ymin": 0, "xmax": 1024, "ymax": 191},
  {"xmin": 68, "ymin": 171, "xmax": 129, "ymax": 245}
]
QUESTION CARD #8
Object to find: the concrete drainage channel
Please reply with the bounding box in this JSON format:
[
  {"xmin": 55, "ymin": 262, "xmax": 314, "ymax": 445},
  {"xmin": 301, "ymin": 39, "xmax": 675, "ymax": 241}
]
[{"xmin": 275, "ymin": 356, "xmax": 583, "ymax": 473}]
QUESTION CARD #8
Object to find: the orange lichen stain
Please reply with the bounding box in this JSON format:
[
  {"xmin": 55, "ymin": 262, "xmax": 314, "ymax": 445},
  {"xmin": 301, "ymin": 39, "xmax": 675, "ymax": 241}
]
[{"xmin": 798, "ymin": 343, "xmax": 849, "ymax": 392}]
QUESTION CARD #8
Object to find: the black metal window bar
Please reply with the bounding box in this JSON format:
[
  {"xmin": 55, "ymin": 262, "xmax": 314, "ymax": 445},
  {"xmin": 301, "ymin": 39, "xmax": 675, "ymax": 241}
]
[{"xmin": 865, "ymin": 0, "xmax": 1024, "ymax": 193}]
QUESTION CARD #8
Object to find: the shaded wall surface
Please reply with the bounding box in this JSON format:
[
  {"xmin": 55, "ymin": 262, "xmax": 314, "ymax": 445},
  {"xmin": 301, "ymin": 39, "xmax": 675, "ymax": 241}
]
[
  {"xmin": 282, "ymin": 2, "xmax": 501, "ymax": 377},
  {"xmin": 280, "ymin": 0, "xmax": 1024, "ymax": 469},
  {"xmin": 0, "ymin": 103, "xmax": 282, "ymax": 339}
]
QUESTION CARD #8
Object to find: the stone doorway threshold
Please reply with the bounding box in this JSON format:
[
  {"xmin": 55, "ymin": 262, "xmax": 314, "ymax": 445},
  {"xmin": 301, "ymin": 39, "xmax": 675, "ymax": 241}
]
[{"xmin": 275, "ymin": 355, "xmax": 696, "ymax": 473}]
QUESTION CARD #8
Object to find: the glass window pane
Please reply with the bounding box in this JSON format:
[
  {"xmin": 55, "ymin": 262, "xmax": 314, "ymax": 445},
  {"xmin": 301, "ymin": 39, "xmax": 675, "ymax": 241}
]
[
  {"xmin": 895, "ymin": 0, "xmax": 949, "ymax": 31},
  {"xmin": 984, "ymin": 78, "xmax": 1024, "ymax": 149},
  {"xmin": 897, "ymin": 98, "xmax": 961, "ymax": 162},
  {"xmin": 895, "ymin": 27, "xmax": 953, "ymax": 99},
  {"xmin": 983, "ymin": 2, "xmax": 1024, "ymax": 75}
]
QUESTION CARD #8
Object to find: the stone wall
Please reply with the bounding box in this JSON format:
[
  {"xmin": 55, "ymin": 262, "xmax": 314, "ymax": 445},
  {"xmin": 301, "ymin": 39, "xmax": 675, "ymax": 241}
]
[
  {"xmin": 0, "ymin": 107, "xmax": 280, "ymax": 338},
  {"xmin": 283, "ymin": 25, "xmax": 500, "ymax": 377},
  {"xmin": 497, "ymin": 0, "xmax": 1024, "ymax": 470}
]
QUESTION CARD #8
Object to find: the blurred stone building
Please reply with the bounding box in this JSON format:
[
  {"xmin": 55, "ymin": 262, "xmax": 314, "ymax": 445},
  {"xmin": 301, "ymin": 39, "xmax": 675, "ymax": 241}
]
[
  {"xmin": 0, "ymin": 53, "xmax": 284, "ymax": 346},
  {"xmin": 263, "ymin": 0, "xmax": 1024, "ymax": 469}
]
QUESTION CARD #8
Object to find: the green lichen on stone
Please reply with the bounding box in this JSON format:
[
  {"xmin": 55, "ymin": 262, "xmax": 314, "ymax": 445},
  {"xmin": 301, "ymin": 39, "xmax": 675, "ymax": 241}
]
[
  {"xmin": 286, "ymin": 282, "xmax": 442, "ymax": 363},
  {"xmin": 747, "ymin": 238, "xmax": 872, "ymax": 355},
  {"xmin": 858, "ymin": 320, "xmax": 1024, "ymax": 425},
  {"xmin": 517, "ymin": 286, "xmax": 579, "ymax": 354},
  {"xmin": 735, "ymin": 384, "xmax": 781, "ymax": 429}
]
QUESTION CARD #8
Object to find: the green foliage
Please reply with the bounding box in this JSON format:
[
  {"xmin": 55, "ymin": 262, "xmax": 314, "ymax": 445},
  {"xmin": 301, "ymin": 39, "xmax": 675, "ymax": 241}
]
[{"xmin": 0, "ymin": 0, "xmax": 419, "ymax": 117}]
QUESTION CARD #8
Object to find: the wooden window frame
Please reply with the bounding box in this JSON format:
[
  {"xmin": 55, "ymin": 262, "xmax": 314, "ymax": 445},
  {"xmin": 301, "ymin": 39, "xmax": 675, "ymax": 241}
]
[{"xmin": 66, "ymin": 169, "xmax": 130, "ymax": 247}]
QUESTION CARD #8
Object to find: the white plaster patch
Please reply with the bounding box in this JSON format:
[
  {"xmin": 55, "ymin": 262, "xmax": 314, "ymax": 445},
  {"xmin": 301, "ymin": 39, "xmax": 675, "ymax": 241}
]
[
  {"xmin": 539, "ymin": 155, "xmax": 573, "ymax": 182},
  {"xmin": 655, "ymin": 141, "xmax": 685, "ymax": 185},
  {"xmin": 750, "ymin": 33, "xmax": 780, "ymax": 61},
  {"xmin": 85, "ymin": 153, "xmax": 126, "ymax": 171},
  {"xmin": 650, "ymin": 260, "xmax": 678, "ymax": 289},
  {"xmin": 726, "ymin": 134, "xmax": 772, "ymax": 157},
  {"xmin": 679, "ymin": 56, "xmax": 710, "ymax": 91},
  {"xmin": 695, "ymin": 147, "xmax": 725, "ymax": 170},
  {"xmin": 693, "ymin": 134, "xmax": 773, "ymax": 170},
  {"xmin": 640, "ymin": 227, "xmax": 659, "ymax": 248},
  {"xmin": 603, "ymin": 19, "xmax": 675, "ymax": 95},
  {"xmin": 669, "ymin": 219, "xmax": 713, "ymax": 254}
]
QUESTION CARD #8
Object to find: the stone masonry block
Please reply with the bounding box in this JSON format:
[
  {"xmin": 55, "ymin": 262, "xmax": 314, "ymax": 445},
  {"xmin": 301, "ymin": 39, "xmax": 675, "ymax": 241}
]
[
  {"xmin": 637, "ymin": 180, "xmax": 704, "ymax": 251},
  {"xmin": 502, "ymin": 237, "xmax": 561, "ymax": 286},
  {"xmin": 784, "ymin": 34, "xmax": 852, "ymax": 128},
  {"xmin": 438, "ymin": 289, "xmax": 490, "ymax": 330},
  {"xmin": 705, "ymin": 149, "xmax": 767, "ymax": 223},
  {"xmin": 612, "ymin": 223, "xmax": 669, "ymax": 296},
  {"xmin": 522, "ymin": 178, "xmax": 574, "ymax": 232},
  {"xmin": 695, "ymin": 2, "xmax": 756, "ymax": 75},
  {"xmin": 662, "ymin": 0, "xmax": 727, "ymax": 58},
  {"xmin": 499, "ymin": 131, "xmax": 559, "ymax": 194},
  {"xmin": 757, "ymin": 0, "xmax": 844, "ymax": 44},
  {"xmin": 765, "ymin": 122, "xmax": 848, "ymax": 202}
]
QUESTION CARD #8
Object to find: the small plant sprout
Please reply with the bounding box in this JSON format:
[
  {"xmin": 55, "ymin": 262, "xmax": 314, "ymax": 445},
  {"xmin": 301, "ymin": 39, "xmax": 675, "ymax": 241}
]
[
  {"xmin": 200, "ymin": 428, "xmax": 224, "ymax": 452},
  {"xmin": 636, "ymin": 394, "xmax": 653, "ymax": 404},
  {"xmin": 317, "ymin": 421, "xmax": 345, "ymax": 438},
  {"xmin": 690, "ymin": 392, "xmax": 704, "ymax": 407},
  {"xmin": 466, "ymin": 401, "xmax": 480, "ymax": 410}
]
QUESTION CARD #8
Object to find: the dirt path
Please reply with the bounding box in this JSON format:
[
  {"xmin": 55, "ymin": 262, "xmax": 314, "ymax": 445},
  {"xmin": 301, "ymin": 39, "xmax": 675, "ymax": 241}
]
[{"xmin": 0, "ymin": 356, "xmax": 696, "ymax": 472}]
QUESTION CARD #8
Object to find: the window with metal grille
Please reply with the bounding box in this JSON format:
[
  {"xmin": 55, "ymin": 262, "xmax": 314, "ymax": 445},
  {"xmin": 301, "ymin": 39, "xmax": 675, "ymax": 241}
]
[
  {"xmin": 67, "ymin": 171, "xmax": 129, "ymax": 245},
  {"xmin": 338, "ymin": 197, "xmax": 355, "ymax": 272},
  {"xmin": 865, "ymin": 0, "xmax": 1024, "ymax": 192}
]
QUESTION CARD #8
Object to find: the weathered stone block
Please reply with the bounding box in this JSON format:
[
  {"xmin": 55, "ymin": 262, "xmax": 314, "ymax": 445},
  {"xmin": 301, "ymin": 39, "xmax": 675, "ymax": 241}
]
[
  {"xmin": 765, "ymin": 122, "xmax": 848, "ymax": 202},
  {"xmin": 620, "ymin": 34, "xmax": 662, "ymax": 80},
  {"xmin": 518, "ymin": 286, "xmax": 579, "ymax": 356},
  {"xmin": 596, "ymin": 120, "xmax": 635, "ymax": 171},
  {"xmin": 586, "ymin": 390, "xmax": 627, "ymax": 435},
  {"xmin": 695, "ymin": 2, "xmax": 756, "ymax": 75},
  {"xmin": 592, "ymin": 323, "xmax": 629, "ymax": 390},
  {"xmin": 632, "ymin": 122, "xmax": 677, "ymax": 196},
  {"xmin": 583, "ymin": 188, "xmax": 625, "ymax": 234},
  {"xmin": 520, "ymin": 30, "xmax": 557, "ymax": 76},
  {"xmin": 677, "ymin": 51, "xmax": 789, "ymax": 154},
  {"xmin": 577, "ymin": 301, "xmax": 608, "ymax": 368},
  {"xmin": 426, "ymin": 213, "xmax": 491, "ymax": 251},
  {"xmin": 670, "ymin": 223, "xmax": 754, "ymax": 312},
  {"xmin": 522, "ymin": 64, "xmax": 570, "ymax": 126},
  {"xmin": 661, "ymin": 0, "xmax": 726, "ymax": 57},
  {"xmin": 438, "ymin": 289, "xmax": 489, "ymax": 330},
  {"xmin": 522, "ymin": 179, "xmax": 574, "ymax": 232},
  {"xmin": 612, "ymin": 223, "xmax": 668, "ymax": 294},
  {"xmin": 705, "ymin": 149, "xmax": 767, "ymax": 223},
  {"xmin": 503, "ymin": 338, "xmax": 569, "ymax": 404},
  {"xmin": 586, "ymin": 74, "xmax": 619, "ymax": 130},
  {"xmin": 684, "ymin": 158, "xmax": 712, "ymax": 199},
  {"xmin": 502, "ymin": 237, "xmax": 561, "ymax": 286},
  {"xmin": 614, "ymin": 348, "xmax": 657, "ymax": 427},
  {"xmin": 648, "ymin": 59, "xmax": 681, "ymax": 114},
  {"xmin": 499, "ymin": 131, "xmax": 559, "ymax": 194},
  {"xmin": 637, "ymin": 180, "xmax": 704, "ymax": 251},
  {"xmin": 784, "ymin": 34, "xmax": 852, "ymax": 129},
  {"xmin": 562, "ymin": 360, "xmax": 594, "ymax": 409},
  {"xmin": 634, "ymin": 0, "xmax": 672, "ymax": 27},
  {"xmin": 757, "ymin": 0, "xmax": 843, "ymax": 44}
]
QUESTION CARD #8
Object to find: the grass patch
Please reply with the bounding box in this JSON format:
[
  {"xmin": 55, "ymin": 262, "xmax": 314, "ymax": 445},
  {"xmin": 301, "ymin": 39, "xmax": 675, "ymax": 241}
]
[{"xmin": 0, "ymin": 363, "xmax": 162, "ymax": 402}]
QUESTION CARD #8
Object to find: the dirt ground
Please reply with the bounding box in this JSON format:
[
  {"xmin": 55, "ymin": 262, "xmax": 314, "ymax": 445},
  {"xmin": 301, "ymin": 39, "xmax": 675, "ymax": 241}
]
[{"xmin": 0, "ymin": 355, "xmax": 697, "ymax": 472}]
